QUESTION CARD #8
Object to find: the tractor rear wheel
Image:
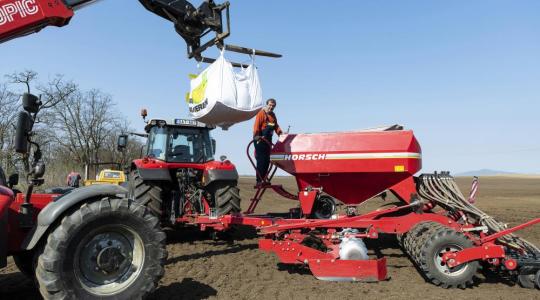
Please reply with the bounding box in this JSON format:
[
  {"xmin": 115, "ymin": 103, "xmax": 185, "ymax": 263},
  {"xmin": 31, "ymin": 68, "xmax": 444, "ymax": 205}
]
[
  {"xmin": 129, "ymin": 170, "xmax": 165, "ymax": 217},
  {"xmin": 417, "ymin": 226, "xmax": 478, "ymax": 288},
  {"xmin": 207, "ymin": 181, "xmax": 241, "ymax": 216},
  {"xmin": 36, "ymin": 197, "xmax": 167, "ymax": 299}
]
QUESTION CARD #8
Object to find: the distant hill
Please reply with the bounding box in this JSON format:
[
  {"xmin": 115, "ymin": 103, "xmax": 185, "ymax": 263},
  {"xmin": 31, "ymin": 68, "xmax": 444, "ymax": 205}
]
[{"xmin": 455, "ymin": 169, "xmax": 516, "ymax": 177}]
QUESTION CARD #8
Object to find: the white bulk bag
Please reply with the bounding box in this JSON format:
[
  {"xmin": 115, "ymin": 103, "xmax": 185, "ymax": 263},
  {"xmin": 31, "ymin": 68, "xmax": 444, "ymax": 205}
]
[{"xmin": 187, "ymin": 51, "xmax": 263, "ymax": 130}]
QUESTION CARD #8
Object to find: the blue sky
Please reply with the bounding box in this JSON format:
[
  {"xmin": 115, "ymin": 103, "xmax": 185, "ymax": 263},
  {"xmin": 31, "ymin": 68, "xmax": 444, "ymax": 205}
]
[{"xmin": 1, "ymin": 1, "xmax": 539, "ymax": 175}]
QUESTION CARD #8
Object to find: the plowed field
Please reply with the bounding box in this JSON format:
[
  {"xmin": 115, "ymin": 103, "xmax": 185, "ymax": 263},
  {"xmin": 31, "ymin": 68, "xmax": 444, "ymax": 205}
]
[{"xmin": 1, "ymin": 176, "xmax": 539, "ymax": 299}]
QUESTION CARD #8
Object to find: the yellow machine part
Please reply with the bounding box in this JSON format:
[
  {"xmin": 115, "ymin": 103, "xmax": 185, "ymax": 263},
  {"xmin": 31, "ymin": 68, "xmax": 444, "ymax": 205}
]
[{"xmin": 84, "ymin": 169, "xmax": 126, "ymax": 186}]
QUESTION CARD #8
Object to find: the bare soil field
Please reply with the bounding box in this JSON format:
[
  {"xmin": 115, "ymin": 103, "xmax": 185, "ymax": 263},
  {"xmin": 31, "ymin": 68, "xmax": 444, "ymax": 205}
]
[{"xmin": 1, "ymin": 176, "xmax": 539, "ymax": 299}]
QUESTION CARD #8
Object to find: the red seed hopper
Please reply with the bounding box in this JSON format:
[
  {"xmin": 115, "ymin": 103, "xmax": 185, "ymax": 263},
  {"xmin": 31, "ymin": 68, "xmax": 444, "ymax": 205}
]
[{"xmin": 270, "ymin": 126, "xmax": 422, "ymax": 205}]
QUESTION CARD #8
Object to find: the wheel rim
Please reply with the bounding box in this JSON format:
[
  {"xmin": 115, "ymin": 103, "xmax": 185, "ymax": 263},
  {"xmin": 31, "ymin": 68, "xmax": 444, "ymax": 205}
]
[
  {"xmin": 74, "ymin": 224, "xmax": 145, "ymax": 296},
  {"xmin": 433, "ymin": 244, "xmax": 468, "ymax": 277},
  {"xmin": 314, "ymin": 197, "xmax": 335, "ymax": 219}
]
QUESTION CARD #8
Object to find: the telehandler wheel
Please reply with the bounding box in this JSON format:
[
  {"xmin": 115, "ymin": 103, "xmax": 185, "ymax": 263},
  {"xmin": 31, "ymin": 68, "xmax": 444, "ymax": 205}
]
[
  {"xmin": 311, "ymin": 195, "xmax": 336, "ymax": 219},
  {"xmin": 129, "ymin": 170, "xmax": 165, "ymax": 217},
  {"xmin": 207, "ymin": 181, "xmax": 241, "ymax": 216},
  {"xmin": 418, "ymin": 227, "xmax": 478, "ymax": 288},
  {"xmin": 36, "ymin": 197, "xmax": 167, "ymax": 299}
]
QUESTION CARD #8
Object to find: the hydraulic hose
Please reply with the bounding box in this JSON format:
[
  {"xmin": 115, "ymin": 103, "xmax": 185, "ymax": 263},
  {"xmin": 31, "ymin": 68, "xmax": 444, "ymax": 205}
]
[{"xmin": 417, "ymin": 173, "xmax": 539, "ymax": 254}]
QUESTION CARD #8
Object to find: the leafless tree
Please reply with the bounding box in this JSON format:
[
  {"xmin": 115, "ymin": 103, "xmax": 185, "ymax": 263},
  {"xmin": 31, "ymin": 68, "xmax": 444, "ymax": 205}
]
[
  {"xmin": 1, "ymin": 71, "xmax": 138, "ymax": 186},
  {"xmin": 49, "ymin": 88, "xmax": 123, "ymax": 168},
  {"xmin": 6, "ymin": 70, "xmax": 37, "ymax": 94},
  {"xmin": 0, "ymin": 83, "xmax": 20, "ymax": 173}
]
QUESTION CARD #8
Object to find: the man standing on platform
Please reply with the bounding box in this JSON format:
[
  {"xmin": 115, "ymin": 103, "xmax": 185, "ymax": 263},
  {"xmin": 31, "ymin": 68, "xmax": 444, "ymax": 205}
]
[{"xmin": 253, "ymin": 98, "xmax": 283, "ymax": 184}]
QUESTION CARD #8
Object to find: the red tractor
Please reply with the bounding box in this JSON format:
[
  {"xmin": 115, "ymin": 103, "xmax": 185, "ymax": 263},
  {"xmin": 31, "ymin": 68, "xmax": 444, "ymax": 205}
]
[
  {"xmin": 0, "ymin": 93, "xmax": 167, "ymax": 299},
  {"xmin": 127, "ymin": 113, "xmax": 241, "ymax": 226}
]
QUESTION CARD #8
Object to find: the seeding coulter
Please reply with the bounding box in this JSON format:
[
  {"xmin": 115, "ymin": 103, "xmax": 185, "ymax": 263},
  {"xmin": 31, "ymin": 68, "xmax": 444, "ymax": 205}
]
[{"xmin": 185, "ymin": 127, "xmax": 540, "ymax": 289}]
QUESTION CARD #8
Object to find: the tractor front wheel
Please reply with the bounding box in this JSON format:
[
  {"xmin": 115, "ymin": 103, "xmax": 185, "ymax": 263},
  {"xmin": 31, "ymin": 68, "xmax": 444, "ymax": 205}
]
[{"xmin": 36, "ymin": 197, "xmax": 167, "ymax": 299}]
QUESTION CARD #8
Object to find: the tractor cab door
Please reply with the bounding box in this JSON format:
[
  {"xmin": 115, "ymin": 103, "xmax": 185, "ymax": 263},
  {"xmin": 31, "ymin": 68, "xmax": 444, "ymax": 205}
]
[{"xmin": 146, "ymin": 126, "xmax": 168, "ymax": 160}]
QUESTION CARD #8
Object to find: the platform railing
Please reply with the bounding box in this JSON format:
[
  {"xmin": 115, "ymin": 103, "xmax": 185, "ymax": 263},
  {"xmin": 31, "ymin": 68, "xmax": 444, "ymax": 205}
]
[{"xmin": 245, "ymin": 139, "xmax": 297, "ymax": 214}]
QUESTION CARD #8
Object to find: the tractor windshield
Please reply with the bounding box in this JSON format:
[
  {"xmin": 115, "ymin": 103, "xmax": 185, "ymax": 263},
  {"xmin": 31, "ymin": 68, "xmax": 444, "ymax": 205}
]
[{"xmin": 146, "ymin": 126, "xmax": 214, "ymax": 163}]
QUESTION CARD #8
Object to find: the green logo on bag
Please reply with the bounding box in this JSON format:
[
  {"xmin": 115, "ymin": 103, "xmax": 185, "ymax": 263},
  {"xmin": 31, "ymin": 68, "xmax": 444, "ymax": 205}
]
[{"xmin": 189, "ymin": 72, "xmax": 208, "ymax": 105}]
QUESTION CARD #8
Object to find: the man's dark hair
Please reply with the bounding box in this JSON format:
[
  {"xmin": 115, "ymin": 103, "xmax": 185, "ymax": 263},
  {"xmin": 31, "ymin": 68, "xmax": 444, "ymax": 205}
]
[{"xmin": 266, "ymin": 98, "xmax": 276, "ymax": 105}]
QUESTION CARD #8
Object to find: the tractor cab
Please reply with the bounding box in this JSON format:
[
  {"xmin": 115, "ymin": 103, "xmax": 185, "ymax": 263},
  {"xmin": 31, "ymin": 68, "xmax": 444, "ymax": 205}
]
[{"xmin": 144, "ymin": 118, "xmax": 216, "ymax": 163}]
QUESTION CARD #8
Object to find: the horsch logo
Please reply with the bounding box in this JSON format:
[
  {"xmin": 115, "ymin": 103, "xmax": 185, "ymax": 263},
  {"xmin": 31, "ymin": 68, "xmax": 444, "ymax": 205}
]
[
  {"xmin": 0, "ymin": 0, "xmax": 39, "ymax": 26},
  {"xmin": 284, "ymin": 153, "xmax": 327, "ymax": 161}
]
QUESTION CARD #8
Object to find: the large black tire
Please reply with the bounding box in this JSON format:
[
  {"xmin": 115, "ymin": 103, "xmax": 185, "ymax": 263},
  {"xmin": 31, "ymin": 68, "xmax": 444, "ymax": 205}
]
[
  {"xmin": 410, "ymin": 223, "xmax": 444, "ymax": 265},
  {"xmin": 36, "ymin": 197, "xmax": 167, "ymax": 299},
  {"xmin": 207, "ymin": 181, "xmax": 241, "ymax": 216},
  {"xmin": 402, "ymin": 221, "xmax": 434, "ymax": 258},
  {"xmin": 417, "ymin": 226, "xmax": 478, "ymax": 288},
  {"xmin": 129, "ymin": 170, "xmax": 165, "ymax": 217},
  {"xmin": 517, "ymin": 267, "xmax": 538, "ymax": 289}
]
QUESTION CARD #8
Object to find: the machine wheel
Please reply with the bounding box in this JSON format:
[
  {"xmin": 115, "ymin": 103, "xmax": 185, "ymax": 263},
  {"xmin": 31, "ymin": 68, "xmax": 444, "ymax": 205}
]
[
  {"xmin": 129, "ymin": 170, "xmax": 165, "ymax": 217},
  {"xmin": 410, "ymin": 223, "xmax": 444, "ymax": 264},
  {"xmin": 403, "ymin": 222, "xmax": 432, "ymax": 255},
  {"xmin": 311, "ymin": 195, "xmax": 336, "ymax": 219},
  {"xmin": 207, "ymin": 181, "xmax": 241, "ymax": 216},
  {"xmin": 36, "ymin": 197, "xmax": 167, "ymax": 299},
  {"xmin": 417, "ymin": 227, "xmax": 478, "ymax": 288},
  {"xmin": 518, "ymin": 273, "xmax": 536, "ymax": 289},
  {"xmin": 517, "ymin": 267, "xmax": 538, "ymax": 289}
]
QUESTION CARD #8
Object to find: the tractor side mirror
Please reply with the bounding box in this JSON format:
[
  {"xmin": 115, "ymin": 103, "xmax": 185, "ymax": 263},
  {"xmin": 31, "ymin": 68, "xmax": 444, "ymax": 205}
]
[
  {"xmin": 22, "ymin": 93, "xmax": 41, "ymax": 113},
  {"xmin": 117, "ymin": 134, "xmax": 128, "ymax": 151},
  {"xmin": 8, "ymin": 173, "xmax": 19, "ymax": 188},
  {"xmin": 14, "ymin": 111, "xmax": 34, "ymax": 154},
  {"xmin": 33, "ymin": 162, "xmax": 46, "ymax": 178},
  {"xmin": 211, "ymin": 139, "xmax": 216, "ymax": 155}
]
